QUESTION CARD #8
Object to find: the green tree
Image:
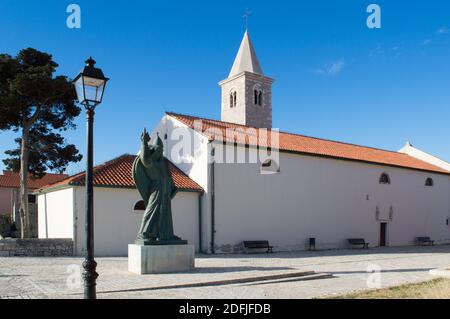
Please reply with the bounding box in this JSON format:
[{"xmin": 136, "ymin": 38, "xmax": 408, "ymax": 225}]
[{"xmin": 0, "ymin": 48, "xmax": 82, "ymax": 238}]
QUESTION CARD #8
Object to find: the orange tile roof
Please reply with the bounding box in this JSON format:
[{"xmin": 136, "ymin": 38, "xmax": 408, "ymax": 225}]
[
  {"xmin": 39, "ymin": 154, "xmax": 203, "ymax": 193},
  {"xmin": 0, "ymin": 171, "xmax": 68, "ymax": 189},
  {"xmin": 167, "ymin": 112, "xmax": 450, "ymax": 175}
]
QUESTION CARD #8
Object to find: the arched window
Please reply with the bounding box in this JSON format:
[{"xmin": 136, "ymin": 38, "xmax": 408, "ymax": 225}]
[
  {"xmin": 262, "ymin": 160, "xmax": 272, "ymax": 167},
  {"xmin": 230, "ymin": 90, "xmax": 237, "ymax": 108},
  {"xmin": 260, "ymin": 159, "xmax": 280, "ymax": 175},
  {"xmin": 425, "ymin": 178, "xmax": 434, "ymax": 187},
  {"xmin": 253, "ymin": 85, "xmax": 263, "ymax": 106},
  {"xmin": 133, "ymin": 200, "xmax": 146, "ymax": 211},
  {"xmin": 379, "ymin": 173, "xmax": 391, "ymax": 184}
]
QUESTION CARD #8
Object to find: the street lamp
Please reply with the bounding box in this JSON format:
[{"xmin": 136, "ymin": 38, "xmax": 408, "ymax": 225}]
[{"xmin": 73, "ymin": 57, "xmax": 109, "ymax": 299}]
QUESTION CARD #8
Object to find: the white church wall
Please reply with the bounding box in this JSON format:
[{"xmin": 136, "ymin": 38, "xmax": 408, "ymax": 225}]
[
  {"xmin": 73, "ymin": 187, "xmax": 142, "ymax": 257},
  {"xmin": 38, "ymin": 188, "xmax": 74, "ymax": 239},
  {"xmin": 386, "ymin": 171, "xmax": 450, "ymax": 246},
  {"xmin": 154, "ymin": 114, "xmax": 212, "ymax": 253},
  {"xmin": 212, "ymin": 146, "xmax": 450, "ymax": 253},
  {"xmin": 172, "ymin": 191, "xmax": 200, "ymax": 251},
  {"xmin": 73, "ymin": 187, "xmax": 200, "ymax": 256},
  {"xmin": 151, "ymin": 114, "xmax": 210, "ymax": 191}
]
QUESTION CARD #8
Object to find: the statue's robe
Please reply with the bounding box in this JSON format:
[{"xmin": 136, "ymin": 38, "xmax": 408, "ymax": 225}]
[{"xmin": 133, "ymin": 141, "xmax": 179, "ymax": 242}]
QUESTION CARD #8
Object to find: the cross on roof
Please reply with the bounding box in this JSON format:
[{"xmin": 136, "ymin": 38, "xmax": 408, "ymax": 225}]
[{"xmin": 243, "ymin": 9, "xmax": 252, "ymax": 30}]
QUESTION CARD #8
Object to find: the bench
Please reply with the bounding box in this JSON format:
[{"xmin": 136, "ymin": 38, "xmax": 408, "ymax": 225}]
[
  {"xmin": 243, "ymin": 241, "xmax": 273, "ymax": 253},
  {"xmin": 416, "ymin": 237, "xmax": 434, "ymax": 246},
  {"xmin": 347, "ymin": 238, "xmax": 369, "ymax": 249}
]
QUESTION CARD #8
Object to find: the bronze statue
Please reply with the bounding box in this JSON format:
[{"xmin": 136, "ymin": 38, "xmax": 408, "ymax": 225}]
[{"xmin": 133, "ymin": 129, "xmax": 186, "ymax": 245}]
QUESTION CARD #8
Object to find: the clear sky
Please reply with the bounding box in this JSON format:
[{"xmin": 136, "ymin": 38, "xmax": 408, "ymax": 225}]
[{"xmin": 1, "ymin": 0, "xmax": 449, "ymax": 175}]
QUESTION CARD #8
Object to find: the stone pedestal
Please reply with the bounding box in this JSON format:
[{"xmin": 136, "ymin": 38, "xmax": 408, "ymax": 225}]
[{"xmin": 128, "ymin": 244, "xmax": 195, "ymax": 274}]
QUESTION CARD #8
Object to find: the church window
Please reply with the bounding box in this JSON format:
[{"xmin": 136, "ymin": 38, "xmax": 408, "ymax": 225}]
[
  {"xmin": 262, "ymin": 160, "xmax": 272, "ymax": 167},
  {"xmin": 253, "ymin": 88, "xmax": 263, "ymax": 106},
  {"xmin": 133, "ymin": 200, "xmax": 146, "ymax": 211},
  {"xmin": 230, "ymin": 90, "xmax": 237, "ymax": 108},
  {"xmin": 230, "ymin": 91, "xmax": 237, "ymax": 108},
  {"xmin": 425, "ymin": 178, "xmax": 434, "ymax": 187},
  {"xmin": 379, "ymin": 173, "xmax": 391, "ymax": 185}
]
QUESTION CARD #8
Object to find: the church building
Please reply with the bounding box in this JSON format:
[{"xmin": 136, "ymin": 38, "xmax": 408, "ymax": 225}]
[{"xmin": 37, "ymin": 31, "xmax": 450, "ymax": 256}]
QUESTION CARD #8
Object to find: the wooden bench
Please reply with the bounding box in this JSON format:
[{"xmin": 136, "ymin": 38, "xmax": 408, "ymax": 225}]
[
  {"xmin": 243, "ymin": 241, "xmax": 273, "ymax": 253},
  {"xmin": 416, "ymin": 237, "xmax": 434, "ymax": 246},
  {"xmin": 347, "ymin": 238, "xmax": 369, "ymax": 249}
]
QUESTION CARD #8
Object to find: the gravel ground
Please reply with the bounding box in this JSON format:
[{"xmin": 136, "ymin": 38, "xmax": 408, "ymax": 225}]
[{"xmin": 0, "ymin": 245, "xmax": 449, "ymax": 299}]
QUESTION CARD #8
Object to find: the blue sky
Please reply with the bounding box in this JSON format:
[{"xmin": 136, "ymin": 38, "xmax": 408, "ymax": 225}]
[{"xmin": 0, "ymin": 0, "xmax": 449, "ymax": 174}]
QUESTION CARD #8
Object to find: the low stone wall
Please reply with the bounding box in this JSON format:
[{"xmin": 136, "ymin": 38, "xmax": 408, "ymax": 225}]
[{"xmin": 0, "ymin": 239, "xmax": 73, "ymax": 257}]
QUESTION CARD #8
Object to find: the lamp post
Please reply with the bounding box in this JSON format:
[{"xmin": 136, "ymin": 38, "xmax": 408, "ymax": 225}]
[{"xmin": 73, "ymin": 57, "xmax": 109, "ymax": 299}]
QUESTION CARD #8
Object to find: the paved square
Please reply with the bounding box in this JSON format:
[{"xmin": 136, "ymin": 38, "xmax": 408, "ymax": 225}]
[{"xmin": 0, "ymin": 245, "xmax": 449, "ymax": 299}]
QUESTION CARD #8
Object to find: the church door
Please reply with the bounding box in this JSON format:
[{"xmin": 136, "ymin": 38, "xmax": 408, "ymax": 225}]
[{"xmin": 379, "ymin": 222, "xmax": 387, "ymax": 247}]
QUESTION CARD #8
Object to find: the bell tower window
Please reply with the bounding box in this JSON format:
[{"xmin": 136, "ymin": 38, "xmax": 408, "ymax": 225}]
[
  {"xmin": 230, "ymin": 90, "xmax": 237, "ymax": 108},
  {"xmin": 253, "ymin": 85, "xmax": 263, "ymax": 106}
]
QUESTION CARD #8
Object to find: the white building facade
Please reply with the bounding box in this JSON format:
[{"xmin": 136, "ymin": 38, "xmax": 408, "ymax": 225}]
[
  {"xmin": 37, "ymin": 156, "xmax": 203, "ymax": 256},
  {"xmin": 149, "ymin": 113, "xmax": 450, "ymax": 254},
  {"xmin": 38, "ymin": 31, "xmax": 450, "ymax": 256},
  {"xmin": 148, "ymin": 31, "xmax": 450, "ymax": 253}
]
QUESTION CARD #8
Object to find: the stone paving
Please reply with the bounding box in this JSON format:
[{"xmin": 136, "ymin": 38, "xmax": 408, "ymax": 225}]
[{"xmin": 0, "ymin": 245, "xmax": 449, "ymax": 299}]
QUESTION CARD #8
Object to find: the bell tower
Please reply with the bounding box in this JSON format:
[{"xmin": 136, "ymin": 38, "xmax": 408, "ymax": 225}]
[{"xmin": 219, "ymin": 31, "xmax": 274, "ymax": 129}]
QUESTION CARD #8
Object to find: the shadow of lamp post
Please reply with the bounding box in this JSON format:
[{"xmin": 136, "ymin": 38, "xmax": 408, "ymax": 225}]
[{"xmin": 73, "ymin": 57, "xmax": 109, "ymax": 299}]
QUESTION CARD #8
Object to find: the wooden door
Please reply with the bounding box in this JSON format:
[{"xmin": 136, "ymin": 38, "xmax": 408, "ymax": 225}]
[{"xmin": 380, "ymin": 222, "xmax": 387, "ymax": 247}]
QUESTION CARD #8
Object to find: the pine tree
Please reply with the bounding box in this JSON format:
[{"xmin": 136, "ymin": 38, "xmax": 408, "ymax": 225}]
[{"xmin": 0, "ymin": 48, "xmax": 82, "ymax": 238}]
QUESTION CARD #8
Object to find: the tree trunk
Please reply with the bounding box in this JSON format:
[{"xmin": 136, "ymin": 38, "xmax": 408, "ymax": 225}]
[{"xmin": 19, "ymin": 127, "xmax": 30, "ymax": 238}]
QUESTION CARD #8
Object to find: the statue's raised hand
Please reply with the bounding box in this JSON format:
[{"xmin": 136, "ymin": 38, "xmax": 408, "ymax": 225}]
[{"xmin": 141, "ymin": 128, "xmax": 151, "ymax": 144}]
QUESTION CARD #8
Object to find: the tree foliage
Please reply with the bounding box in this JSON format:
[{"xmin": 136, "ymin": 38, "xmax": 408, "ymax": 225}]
[
  {"xmin": 0, "ymin": 48, "xmax": 82, "ymax": 177},
  {"xmin": 0, "ymin": 48, "xmax": 83, "ymax": 237}
]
